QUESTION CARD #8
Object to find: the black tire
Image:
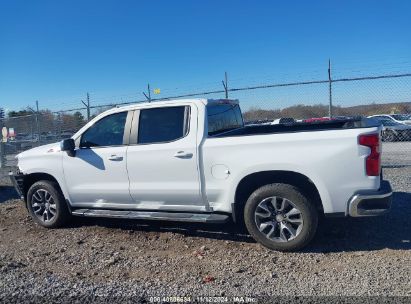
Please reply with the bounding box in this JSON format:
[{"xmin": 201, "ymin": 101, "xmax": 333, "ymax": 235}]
[
  {"xmin": 382, "ymin": 130, "xmax": 396, "ymax": 142},
  {"xmin": 244, "ymin": 183, "xmax": 318, "ymax": 252},
  {"xmin": 27, "ymin": 180, "xmax": 71, "ymax": 228}
]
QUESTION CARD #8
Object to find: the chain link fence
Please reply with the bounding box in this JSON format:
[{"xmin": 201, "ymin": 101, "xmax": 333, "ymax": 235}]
[{"xmin": 1, "ymin": 72, "xmax": 410, "ymax": 170}]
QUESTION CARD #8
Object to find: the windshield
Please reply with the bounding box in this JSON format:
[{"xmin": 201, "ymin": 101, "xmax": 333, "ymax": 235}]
[
  {"xmin": 207, "ymin": 104, "xmax": 244, "ymax": 136},
  {"xmin": 391, "ymin": 114, "xmax": 411, "ymax": 121}
]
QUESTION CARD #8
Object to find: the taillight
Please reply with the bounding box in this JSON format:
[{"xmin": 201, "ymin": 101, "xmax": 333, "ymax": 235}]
[{"xmin": 359, "ymin": 133, "xmax": 381, "ymax": 176}]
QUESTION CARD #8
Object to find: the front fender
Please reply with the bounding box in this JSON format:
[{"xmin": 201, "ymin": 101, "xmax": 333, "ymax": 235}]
[{"xmin": 17, "ymin": 153, "xmax": 70, "ymax": 201}]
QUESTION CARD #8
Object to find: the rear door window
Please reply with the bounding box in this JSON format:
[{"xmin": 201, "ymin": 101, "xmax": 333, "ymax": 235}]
[{"xmin": 138, "ymin": 106, "xmax": 189, "ymax": 144}]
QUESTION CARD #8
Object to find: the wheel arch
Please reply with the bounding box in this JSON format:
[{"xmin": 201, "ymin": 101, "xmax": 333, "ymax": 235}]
[
  {"xmin": 232, "ymin": 170, "xmax": 324, "ymax": 223},
  {"xmin": 22, "ymin": 173, "xmax": 65, "ymax": 203}
]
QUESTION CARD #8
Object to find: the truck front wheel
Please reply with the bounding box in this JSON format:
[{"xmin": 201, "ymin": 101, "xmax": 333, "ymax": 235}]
[
  {"xmin": 27, "ymin": 180, "xmax": 71, "ymax": 228},
  {"xmin": 244, "ymin": 183, "xmax": 318, "ymax": 252}
]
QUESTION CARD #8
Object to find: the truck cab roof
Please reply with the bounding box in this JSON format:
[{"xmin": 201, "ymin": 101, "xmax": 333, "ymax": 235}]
[{"xmin": 113, "ymin": 98, "xmax": 239, "ymax": 113}]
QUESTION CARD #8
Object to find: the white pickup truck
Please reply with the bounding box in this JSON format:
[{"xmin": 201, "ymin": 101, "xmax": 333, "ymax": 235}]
[{"xmin": 10, "ymin": 99, "xmax": 392, "ymax": 251}]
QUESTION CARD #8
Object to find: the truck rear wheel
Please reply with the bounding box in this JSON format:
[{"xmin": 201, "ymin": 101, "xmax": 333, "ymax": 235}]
[
  {"xmin": 244, "ymin": 183, "xmax": 318, "ymax": 252},
  {"xmin": 27, "ymin": 180, "xmax": 71, "ymax": 228}
]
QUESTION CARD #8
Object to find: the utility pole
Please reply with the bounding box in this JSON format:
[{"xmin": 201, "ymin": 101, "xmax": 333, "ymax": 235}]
[
  {"xmin": 222, "ymin": 72, "xmax": 228, "ymax": 99},
  {"xmin": 57, "ymin": 112, "xmax": 62, "ymax": 138},
  {"xmin": 81, "ymin": 92, "xmax": 91, "ymax": 121},
  {"xmin": 143, "ymin": 83, "xmax": 151, "ymax": 102},
  {"xmin": 328, "ymin": 59, "xmax": 333, "ymax": 118},
  {"xmin": 35, "ymin": 100, "xmax": 40, "ymax": 144},
  {"xmin": 0, "ymin": 107, "xmax": 4, "ymax": 168}
]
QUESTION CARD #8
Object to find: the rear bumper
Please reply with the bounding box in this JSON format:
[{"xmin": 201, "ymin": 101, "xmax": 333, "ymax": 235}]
[
  {"xmin": 348, "ymin": 180, "xmax": 392, "ymax": 217},
  {"xmin": 9, "ymin": 172, "xmax": 25, "ymax": 200}
]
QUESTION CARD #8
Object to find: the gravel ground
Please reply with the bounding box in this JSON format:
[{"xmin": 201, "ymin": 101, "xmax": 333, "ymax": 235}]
[
  {"xmin": 0, "ymin": 168, "xmax": 410, "ymax": 303},
  {"xmin": 382, "ymin": 142, "xmax": 411, "ymax": 167}
]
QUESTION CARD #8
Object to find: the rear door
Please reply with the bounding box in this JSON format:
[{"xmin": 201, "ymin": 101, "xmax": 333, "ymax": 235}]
[{"xmin": 126, "ymin": 104, "xmax": 203, "ymax": 211}]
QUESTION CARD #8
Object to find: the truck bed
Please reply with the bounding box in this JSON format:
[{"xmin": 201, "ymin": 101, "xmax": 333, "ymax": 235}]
[{"xmin": 212, "ymin": 118, "xmax": 378, "ymax": 138}]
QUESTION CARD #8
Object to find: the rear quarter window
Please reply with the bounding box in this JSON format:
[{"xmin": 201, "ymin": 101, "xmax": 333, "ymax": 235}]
[{"xmin": 207, "ymin": 104, "xmax": 243, "ymax": 136}]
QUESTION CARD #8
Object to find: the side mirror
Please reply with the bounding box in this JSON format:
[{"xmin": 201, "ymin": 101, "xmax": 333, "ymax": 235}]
[{"xmin": 60, "ymin": 139, "xmax": 76, "ymax": 157}]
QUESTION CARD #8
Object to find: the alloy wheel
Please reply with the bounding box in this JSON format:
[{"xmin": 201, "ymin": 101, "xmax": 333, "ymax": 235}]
[
  {"xmin": 31, "ymin": 189, "xmax": 57, "ymax": 223},
  {"xmin": 254, "ymin": 196, "xmax": 304, "ymax": 242}
]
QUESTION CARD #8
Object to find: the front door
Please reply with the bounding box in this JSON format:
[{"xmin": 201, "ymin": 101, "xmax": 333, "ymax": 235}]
[
  {"xmin": 63, "ymin": 111, "xmax": 133, "ymax": 207},
  {"xmin": 126, "ymin": 104, "xmax": 203, "ymax": 211}
]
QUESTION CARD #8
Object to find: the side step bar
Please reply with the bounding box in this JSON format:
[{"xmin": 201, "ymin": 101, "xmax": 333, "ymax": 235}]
[{"xmin": 71, "ymin": 209, "xmax": 229, "ymax": 224}]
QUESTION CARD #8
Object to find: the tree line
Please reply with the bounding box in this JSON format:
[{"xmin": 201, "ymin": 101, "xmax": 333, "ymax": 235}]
[
  {"xmin": 5, "ymin": 109, "xmax": 88, "ymax": 136},
  {"xmin": 242, "ymin": 102, "xmax": 411, "ymax": 122}
]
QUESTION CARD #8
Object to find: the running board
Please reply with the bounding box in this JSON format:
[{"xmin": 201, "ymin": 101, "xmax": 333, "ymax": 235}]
[{"xmin": 71, "ymin": 209, "xmax": 229, "ymax": 223}]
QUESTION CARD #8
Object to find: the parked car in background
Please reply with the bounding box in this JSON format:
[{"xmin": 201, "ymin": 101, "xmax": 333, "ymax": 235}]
[
  {"xmin": 40, "ymin": 133, "xmax": 58, "ymax": 143},
  {"xmin": 271, "ymin": 117, "xmax": 296, "ymax": 125},
  {"xmin": 332, "ymin": 115, "xmax": 359, "ymax": 120},
  {"xmin": 16, "ymin": 133, "xmax": 29, "ymax": 140},
  {"xmin": 5, "ymin": 142, "xmax": 18, "ymax": 154},
  {"xmin": 302, "ymin": 117, "xmax": 331, "ymax": 123},
  {"xmin": 368, "ymin": 114, "xmax": 411, "ymax": 125},
  {"xmin": 244, "ymin": 119, "xmax": 273, "ymax": 126},
  {"xmin": 391, "ymin": 114, "xmax": 411, "ymax": 125},
  {"xmin": 60, "ymin": 130, "xmax": 75, "ymax": 140},
  {"xmin": 368, "ymin": 115, "xmax": 411, "ymax": 142}
]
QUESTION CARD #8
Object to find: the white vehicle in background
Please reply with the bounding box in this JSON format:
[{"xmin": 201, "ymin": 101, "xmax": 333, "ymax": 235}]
[
  {"xmin": 10, "ymin": 99, "xmax": 392, "ymax": 251},
  {"xmin": 388, "ymin": 114, "xmax": 411, "ymax": 125},
  {"xmin": 368, "ymin": 114, "xmax": 411, "ymax": 125},
  {"xmin": 271, "ymin": 117, "xmax": 296, "ymax": 125},
  {"xmin": 368, "ymin": 114, "xmax": 411, "ymax": 142}
]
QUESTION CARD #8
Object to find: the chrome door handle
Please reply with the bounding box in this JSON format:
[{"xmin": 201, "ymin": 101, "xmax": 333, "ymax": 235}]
[
  {"xmin": 173, "ymin": 151, "xmax": 193, "ymax": 158},
  {"xmin": 108, "ymin": 155, "xmax": 123, "ymax": 161}
]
